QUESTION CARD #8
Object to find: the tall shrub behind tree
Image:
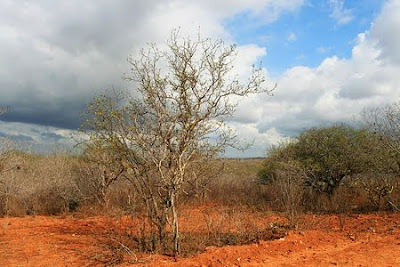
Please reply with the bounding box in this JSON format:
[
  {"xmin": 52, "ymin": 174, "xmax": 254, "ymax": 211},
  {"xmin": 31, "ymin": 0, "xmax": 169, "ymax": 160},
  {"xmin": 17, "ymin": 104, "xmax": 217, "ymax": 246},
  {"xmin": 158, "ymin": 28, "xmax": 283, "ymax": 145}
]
[
  {"xmin": 259, "ymin": 125, "xmax": 390, "ymax": 196},
  {"xmin": 360, "ymin": 102, "xmax": 400, "ymax": 211},
  {"xmin": 294, "ymin": 125, "xmax": 368, "ymax": 194},
  {"xmin": 362, "ymin": 102, "xmax": 400, "ymax": 169}
]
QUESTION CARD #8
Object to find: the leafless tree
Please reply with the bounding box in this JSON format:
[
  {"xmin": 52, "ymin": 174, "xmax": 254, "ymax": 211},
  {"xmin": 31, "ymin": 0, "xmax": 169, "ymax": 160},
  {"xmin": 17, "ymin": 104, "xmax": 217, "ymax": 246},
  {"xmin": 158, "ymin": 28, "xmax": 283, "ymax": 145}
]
[
  {"xmin": 0, "ymin": 107, "xmax": 10, "ymax": 174},
  {"xmin": 361, "ymin": 102, "xmax": 400, "ymax": 211},
  {"xmin": 84, "ymin": 30, "xmax": 274, "ymax": 257},
  {"xmin": 362, "ymin": 101, "xmax": 400, "ymax": 158},
  {"xmin": 79, "ymin": 144, "xmax": 126, "ymax": 206}
]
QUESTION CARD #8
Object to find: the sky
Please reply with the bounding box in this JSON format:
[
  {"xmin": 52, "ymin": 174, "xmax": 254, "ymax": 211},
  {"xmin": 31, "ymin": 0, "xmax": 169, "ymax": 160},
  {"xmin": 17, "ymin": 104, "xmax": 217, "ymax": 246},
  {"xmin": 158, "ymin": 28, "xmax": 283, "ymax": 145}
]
[{"xmin": 0, "ymin": 0, "xmax": 399, "ymax": 157}]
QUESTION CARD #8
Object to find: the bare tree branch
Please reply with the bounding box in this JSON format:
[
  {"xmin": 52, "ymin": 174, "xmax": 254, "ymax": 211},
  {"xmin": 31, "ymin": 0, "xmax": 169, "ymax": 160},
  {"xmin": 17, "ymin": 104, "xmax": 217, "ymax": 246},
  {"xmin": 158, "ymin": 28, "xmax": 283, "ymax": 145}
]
[{"xmin": 83, "ymin": 29, "xmax": 274, "ymax": 257}]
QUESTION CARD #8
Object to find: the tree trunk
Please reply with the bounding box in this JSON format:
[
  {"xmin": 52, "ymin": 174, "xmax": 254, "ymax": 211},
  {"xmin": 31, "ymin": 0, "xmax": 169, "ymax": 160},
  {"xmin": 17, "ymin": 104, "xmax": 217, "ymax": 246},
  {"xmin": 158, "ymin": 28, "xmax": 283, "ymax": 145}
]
[
  {"xmin": 158, "ymin": 211, "xmax": 167, "ymax": 251},
  {"xmin": 170, "ymin": 192, "xmax": 179, "ymax": 259},
  {"xmin": 99, "ymin": 170, "xmax": 107, "ymax": 206}
]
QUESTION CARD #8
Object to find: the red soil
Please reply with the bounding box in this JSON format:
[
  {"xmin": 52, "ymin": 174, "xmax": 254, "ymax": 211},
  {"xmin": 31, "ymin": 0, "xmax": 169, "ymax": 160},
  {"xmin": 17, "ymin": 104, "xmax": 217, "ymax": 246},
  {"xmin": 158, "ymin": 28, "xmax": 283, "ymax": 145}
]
[{"xmin": 1, "ymin": 211, "xmax": 400, "ymax": 266}]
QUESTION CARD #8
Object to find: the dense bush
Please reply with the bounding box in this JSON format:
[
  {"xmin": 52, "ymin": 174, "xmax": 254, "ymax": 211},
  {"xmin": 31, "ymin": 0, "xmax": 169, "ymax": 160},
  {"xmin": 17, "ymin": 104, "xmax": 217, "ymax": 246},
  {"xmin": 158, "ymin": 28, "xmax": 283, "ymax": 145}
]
[{"xmin": 258, "ymin": 124, "xmax": 400, "ymax": 213}]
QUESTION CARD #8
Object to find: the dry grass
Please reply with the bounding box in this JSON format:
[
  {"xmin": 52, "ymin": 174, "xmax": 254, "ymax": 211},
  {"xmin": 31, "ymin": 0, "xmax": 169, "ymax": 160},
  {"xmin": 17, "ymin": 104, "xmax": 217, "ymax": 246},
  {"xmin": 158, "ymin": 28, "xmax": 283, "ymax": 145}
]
[{"xmin": 1, "ymin": 150, "xmax": 399, "ymax": 217}]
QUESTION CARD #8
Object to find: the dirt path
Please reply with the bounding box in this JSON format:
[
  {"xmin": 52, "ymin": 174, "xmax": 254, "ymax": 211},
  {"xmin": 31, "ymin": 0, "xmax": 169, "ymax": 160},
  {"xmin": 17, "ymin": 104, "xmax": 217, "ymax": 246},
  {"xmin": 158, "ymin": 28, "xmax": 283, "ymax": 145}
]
[{"xmin": 0, "ymin": 214, "xmax": 400, "ymax": 266}]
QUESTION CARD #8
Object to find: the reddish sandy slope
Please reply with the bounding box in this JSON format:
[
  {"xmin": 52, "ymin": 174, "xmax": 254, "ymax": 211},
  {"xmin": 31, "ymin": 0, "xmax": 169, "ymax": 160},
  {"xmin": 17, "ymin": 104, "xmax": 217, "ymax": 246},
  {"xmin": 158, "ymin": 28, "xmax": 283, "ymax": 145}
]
[{"xmin": 1, "ymin": 212, "xmax": 400, "ymax": 266}]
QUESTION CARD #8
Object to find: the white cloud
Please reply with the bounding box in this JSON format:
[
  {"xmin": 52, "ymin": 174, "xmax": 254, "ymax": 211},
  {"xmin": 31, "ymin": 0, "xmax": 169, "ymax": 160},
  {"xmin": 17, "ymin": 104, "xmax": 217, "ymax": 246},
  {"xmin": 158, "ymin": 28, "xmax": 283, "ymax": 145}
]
[
  {"xmin": 0, "ymin": 0, "xmax": 304, "ymax": 127},
  {"xmin": 328, "ymin": 0, "xmax": 354, "ymax": 25},
  {"xmin": 370, "ymin": 0, "xmax": 400, "ymax": 64},
  {"xmin": 0, "ymin": 0, "xmax": 305, "ymax": 156},
  {"xmin": 235, "ymin": 45, "xmax": 268, "ymax": 78},
  {"xmin": 244, "ymin": 0, "xmax": 400, "ymax": 150},
  {"xmin": 225, "ymin": 123, "xmax": 292, "ymax": 157},
  {"xmin": 137, "ymin": 0, "xmax": 306, "ymax": 42},
  {"xmin": 316, "ymin": 46, "xmax": 332, "ymax": 54},
  {"xmin": 287, "ymin": 32, "xmax": 297, "ymax": 42}
]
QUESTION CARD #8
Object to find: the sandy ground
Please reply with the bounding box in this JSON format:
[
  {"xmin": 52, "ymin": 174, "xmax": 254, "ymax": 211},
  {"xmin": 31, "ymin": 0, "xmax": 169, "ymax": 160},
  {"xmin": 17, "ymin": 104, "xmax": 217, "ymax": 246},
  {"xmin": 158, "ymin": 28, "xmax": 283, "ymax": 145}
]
[{"xmin": 1, "ymin": 211, "xmax": 400, "ymax": 266}]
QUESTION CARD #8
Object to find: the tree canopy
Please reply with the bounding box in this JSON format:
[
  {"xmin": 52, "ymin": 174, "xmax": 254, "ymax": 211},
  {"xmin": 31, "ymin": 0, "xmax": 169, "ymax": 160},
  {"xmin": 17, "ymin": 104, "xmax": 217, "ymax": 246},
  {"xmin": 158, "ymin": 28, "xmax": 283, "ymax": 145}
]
[{"xmin": 259, "ymin": 124, "xmax": 396, "ymax": 195}]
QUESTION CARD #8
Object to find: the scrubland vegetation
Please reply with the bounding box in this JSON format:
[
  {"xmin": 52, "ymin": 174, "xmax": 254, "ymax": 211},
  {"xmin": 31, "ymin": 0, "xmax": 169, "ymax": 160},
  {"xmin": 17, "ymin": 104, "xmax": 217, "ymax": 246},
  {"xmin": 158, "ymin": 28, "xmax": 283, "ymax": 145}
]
[
  {"xmin": 1, "ymin": 32, "xmax": 400, "ymax": 264},
  {"xmin": 1, "ymin": 109, "xmax": 400, "ymax": 263}
]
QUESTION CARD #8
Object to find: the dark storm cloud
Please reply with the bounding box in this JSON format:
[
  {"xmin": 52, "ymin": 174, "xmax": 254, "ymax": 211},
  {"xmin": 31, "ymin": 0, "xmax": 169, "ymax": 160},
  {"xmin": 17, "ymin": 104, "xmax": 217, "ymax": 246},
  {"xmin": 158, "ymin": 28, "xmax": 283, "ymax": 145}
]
[
  {"xmin": 0, "ymin": 0, "xmax": 160, "ymax": 130},
  {"xmin": 1, "ymin": 92, "xmax": 94, "ymax": 131}
]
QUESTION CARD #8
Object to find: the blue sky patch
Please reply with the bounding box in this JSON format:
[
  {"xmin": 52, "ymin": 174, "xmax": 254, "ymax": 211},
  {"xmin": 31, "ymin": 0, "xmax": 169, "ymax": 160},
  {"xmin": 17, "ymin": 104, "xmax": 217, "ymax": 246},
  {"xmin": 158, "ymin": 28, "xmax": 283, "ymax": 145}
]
[{"xmin": 224, "ymin": 0, "xmax": 384, "ymax": 76}]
